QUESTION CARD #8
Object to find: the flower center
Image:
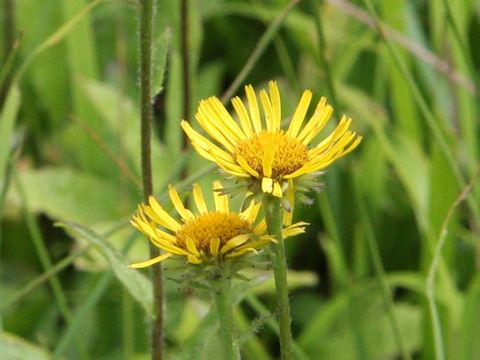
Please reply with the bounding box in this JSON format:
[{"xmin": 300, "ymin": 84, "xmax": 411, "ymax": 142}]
[
  {"xmin": 176, "ymin": 212, "xmax": 251, "ymax": 253},
  {"xmin": 234, "ymin": 131, "xmax": 309, "ymax": 178}
]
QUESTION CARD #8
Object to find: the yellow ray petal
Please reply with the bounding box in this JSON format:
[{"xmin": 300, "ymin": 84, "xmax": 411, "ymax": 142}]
[
  {"xmin": 287, "ymin": 90, "xmax": 312, "ymax": 138},
  {"xmin": 260, "ymin": 89, "xmax": 273, "ymax": 132},
  {"xmin": 262, "ymin": 177, "xmax": 273, "ymax": 193},
  {"xmin": 262, "ymin": 146, "xmax": 275, "ymax": 178},
  {"xmin": 220, "ymin": 234, "xmax": 250, "ymax": 254},
  {"xmin": 145, "ymin": 197, "xmax": 181, "ymax": 232},
  {"xmin": 187, "ymin": 255, "xmax": 202, "ymax": 264},
  {"xmin": 196, "ymin": 106, "xmax": 236, "ymax": 152},
  {"xmin": 235, "ymin": 236, "xmax": 276, "ymax": 252},
  {"xmin": 193, "ymin": 183, "xmax": 208, "ymax": 214},
  {"xmin": 236, "ymin": 154, "xmax": 260, "ymax": 177},
  {"xmin": 213, "ymin": 181, "xmax": 229, "ymax": 213},
  {"xmin": 283, "ymin": 222, "xmax": 308, "ymax": 238},
  {"xmin": 269, "ymin": 81, "xmax": 281, "ymax": 132},
  {"xmin": 297, "ymin": 99, "xmax": 333, "ymax": 144},
  {"xmin": 245, "ymin": 85, "xmax": 262, "ymax": 133},
  {"xmin": 226, "ymin": 248, "xmax": 258, "ymax": 258},
  {"xmin": 209, "ymin": 237, "xmax": 220, "ymax": 257},
  {"xmin": 272, "ymin": 181, "xmax": 283, "ymax": 198},
  {"xmin": 168, "ymin": 185, "xmax": 194, "ymax": 221},
  {"xmin": 181, "ymin": 121, "xmax": 217, "ymax": 161},
  {"xmin": 254, "ymin": 219, "xmax": 267, "ymax": 235},
  {"xmin": 232, "ymin": 96, "xmax": 253, "ymax": 136},
  {"xmin": 129, "ymin": 253, "xmax": 173, "ymax": 268},
  {"xmin": 209, "ymin": 97, "xmax": 246, "ymax": 141},
  {"xmin": 149, "ymin": 239, "xmax": 189, "ymax": 256},
  {"xmin": 186, "ymin": 237, "xmax": 201, "ymax": 257},
  {"xmin": 209, "ymin": 147, "xmax": 249, "ymax": 176},
  {"xmin": 240, "ymin": 200, "xmax": 261, "ymax": 224}
]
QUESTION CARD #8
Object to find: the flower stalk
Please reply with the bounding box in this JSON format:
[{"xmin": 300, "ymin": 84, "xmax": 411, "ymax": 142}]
[
  {"xmin": 139, "ymin": 0, "xmax": 163, "ymax": 359},
  {"xmin": 213, "ymin": 279, "xmax": 240, "ymax": 360},
  {"xmin": 264, "ymin": 195, "xmax": 293, "ymax": 360}
]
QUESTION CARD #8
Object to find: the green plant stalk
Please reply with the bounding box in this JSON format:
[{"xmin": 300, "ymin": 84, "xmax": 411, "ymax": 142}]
[
  {"xmin": 213, "ymin": 281, "xmax": 240, "ymax": 360},
  {"xmin": 353, "ymin": 178, "xmax": 412, "ymax": 360},
  {"xmin": 263, "ymin": 195, "xmax": 293, "ymax": 360},
  {"xmin": 52, "ymin": 272, "xmax": 112, "ymax": 360},
  {"xmin": 139, "ymin": 0, "xmax": 163, "ymax": 359},
  {"xmin": 426, "ymin": 170, "xmax": 479, "ymax": 360}
]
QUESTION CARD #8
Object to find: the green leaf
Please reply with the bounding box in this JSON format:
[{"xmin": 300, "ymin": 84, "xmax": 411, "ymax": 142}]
[
  {"xmin": 0, "ymin": 84, "xmax": 20, "ymax": 182},
  {"xmin": 8, "ymin": 167, "xmax": 127, "ymax": 224},
  {"xmin": 0, "ymin": 331, "xmax": 50, "ymax": 360},
  {"xmin": 152, "ymin": 27, "xmax": 171, "ymax": 96},
  {"xmin": 58, "ymin": 221, "xmax": 153, "ymax": 316}
]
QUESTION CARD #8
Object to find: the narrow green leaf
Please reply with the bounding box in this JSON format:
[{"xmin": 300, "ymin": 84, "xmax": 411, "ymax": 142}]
[
  {"xmin": 0, "ymin": 84, "xmax": 20, "ymax": 182},
  {"xmin": 58, "ymin": 221, "xmax": 153, "ymax": 316},
  {"xmin": 0, "ymin": 332, "xmax": 50, "ymax": 360},
  {"xmin": 152, "ymin": 27, "xmax": 171, "ymax": 96}
]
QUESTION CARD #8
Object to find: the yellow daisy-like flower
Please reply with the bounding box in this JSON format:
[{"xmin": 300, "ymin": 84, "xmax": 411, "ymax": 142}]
[
  {"xmin": 130, "ymin": 181, "xmax": 306, "ymax": 268},
  {"xmin": 181, "ymin": 81, "xmax": 362, "ymax": 199}
]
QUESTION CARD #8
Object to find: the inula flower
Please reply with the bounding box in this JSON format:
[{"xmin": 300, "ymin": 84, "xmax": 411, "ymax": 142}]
[
  {"xmin": 130, "ymin": 182, "xmax": 306, "ymax": 268},
  {"xmin": 181, "ymin": 81, "xmax": 362, "ymax": 201}
]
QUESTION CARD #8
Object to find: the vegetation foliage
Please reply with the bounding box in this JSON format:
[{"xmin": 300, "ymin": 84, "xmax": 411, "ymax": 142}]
[{"xmin": 1, "ymin": 0, "xmax": 479, "ymax": 359}]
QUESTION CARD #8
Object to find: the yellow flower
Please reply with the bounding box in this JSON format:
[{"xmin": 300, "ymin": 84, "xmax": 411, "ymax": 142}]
[
  {"xmin": 181, "ymin": 81, "xmax": 362, "ymax": 199},
  {"xmin": 130, "ymin": 182, "xmax": 306, "ymax": 268}
]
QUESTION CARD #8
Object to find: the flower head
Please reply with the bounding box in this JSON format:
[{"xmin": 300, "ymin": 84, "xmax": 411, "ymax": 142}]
[
  {"xmin": 130, "ymin": 181, "xmax": 306, "ymax": 269},
  {"xmin": 181, "ymin": 81, "xmax": 362, "ymax": 200}
]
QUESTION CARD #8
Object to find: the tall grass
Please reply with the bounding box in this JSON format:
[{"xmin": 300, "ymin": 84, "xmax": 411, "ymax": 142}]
[{"xmin": 1, "ymin": 0, "xmax": 479, "ymax": 359}]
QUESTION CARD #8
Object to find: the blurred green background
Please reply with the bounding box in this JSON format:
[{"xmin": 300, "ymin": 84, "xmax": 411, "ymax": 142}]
[{"xmin": 1, "ymin": 0, "xmax": 480, "ymax": 359}]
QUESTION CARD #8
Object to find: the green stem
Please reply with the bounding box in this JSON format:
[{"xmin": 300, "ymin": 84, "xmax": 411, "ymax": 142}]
[
  {"xmin": 213, "ymin": 281, "xmax": 240, "ymax": 360},
  {"xmin": 263, "ymin": 195, "xmax": 293, "ymax": 360},
  {"xmin": 139, "ymin": 0, "xmax": 163, "ymax": 359}
]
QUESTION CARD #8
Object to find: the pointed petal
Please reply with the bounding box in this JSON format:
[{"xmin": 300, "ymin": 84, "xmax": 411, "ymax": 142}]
[
  {"xmin": 187, "ymin": 255, "xmax": 202, "ymax": 264},
  {"xmin": 129, "ymin": 253, "xmax": 173, "ymax": 268},
  {"xmin": 209, "ymin": 237, "xmax": 220, "ymax": 257},
  {"xmin": 213, "ymin": 181, "xmax": 229, "ymax": 213},
  {"xmin": 145, "ymin": 196, "xmax": 181, "ymax": 232},
  {"xmin": 168, "ymin": 185, "xmax": 194, "ymax": 221},
  {"xmin": 262, "ymin": 177, "xmax": 273, "ymax": 193},
  {"xmin": 226, "ymin": 248, "xmax": 258, "ymax": 258},
  {"xmin": 236, "ymin": 154, "xmax": 260, "ymax": 177},
  {"xmin": 269, "ymin": 81, "xmax": 281, "ymax": 132},
  {"xmin": 240, "ymin": 200, "xmax": 261, "ymax": 224},
  {"xmin": 262, "ymin": 146, "xmax": 275, "ymax": 178},
  {"xmin": 220, "ymin": 234, "xmax": 250, "ymax": 254},
  {"xmin": 193, "ymin": 183, "xmax": 209, "ymax": 214},
  {"xmin": 232, "ymin": 96, "xmax": 253, "ymax": 136},
  {"xmin": 260, "ymin": 89, "xmax": 273, "ymax": 132},
  {"xmin": 186, "ymin": 237, "xmax": 201, "ymax": 257},
  {"xmin": 245, "ymin": 85, "xmax": 262, "ymax": 133},
  {"xmin": 272, "ymin": 181, "xmax": 283, "ymax": 198},
  {"xmin": 287, "ymin": 90, "xmax": 312, "ymax": 137}
]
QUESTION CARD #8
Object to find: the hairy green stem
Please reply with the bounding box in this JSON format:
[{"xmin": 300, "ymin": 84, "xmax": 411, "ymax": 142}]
[
  {"xmin": 213, "ymin": 281, "xmax": 240, "ymax": 360},
  {"xmin": 264, "ymin": 195, "xmax": 293, "ymax": 360},
  {"xmin": 139, "ymin": 0, "xmax": 163, "ymax": 359}
]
